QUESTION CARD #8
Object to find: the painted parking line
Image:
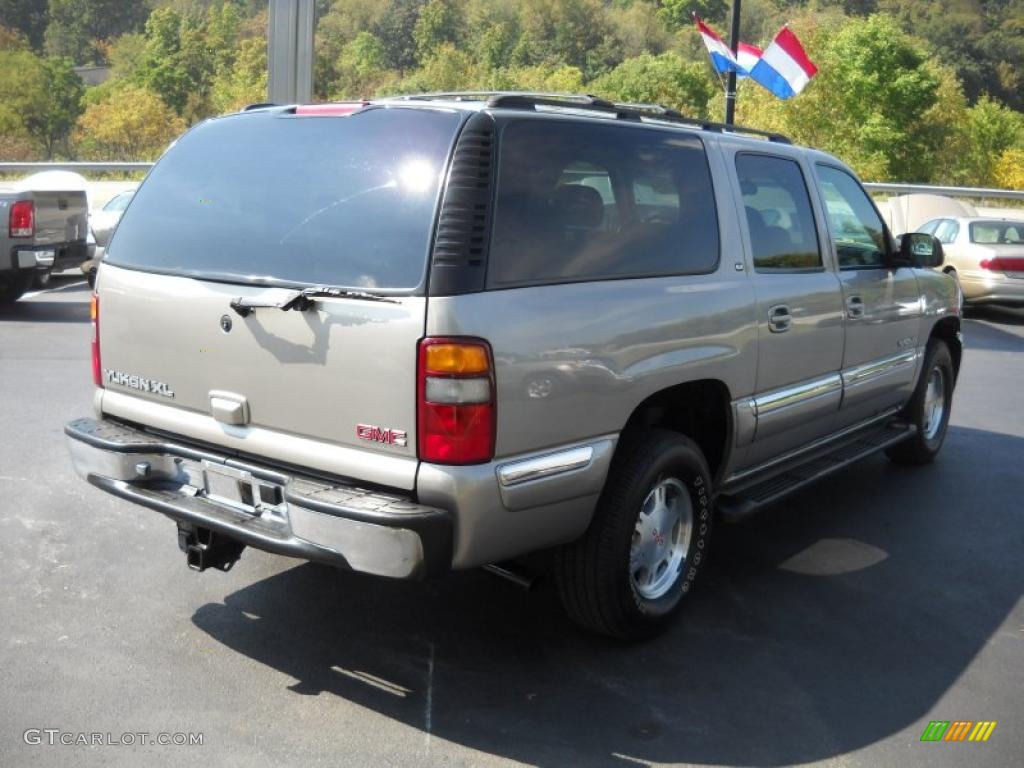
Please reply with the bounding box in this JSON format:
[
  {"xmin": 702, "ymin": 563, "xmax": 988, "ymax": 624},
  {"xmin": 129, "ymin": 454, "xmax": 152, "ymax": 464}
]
[{"xmin": 22, "ymin": 280, "xmax": 87, "ymax": 300}]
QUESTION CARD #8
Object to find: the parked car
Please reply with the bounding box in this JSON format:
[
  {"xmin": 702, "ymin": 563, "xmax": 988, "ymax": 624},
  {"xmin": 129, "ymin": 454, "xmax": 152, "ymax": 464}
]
[
  {"xmin": 66, "ymin": 94, "xmax": 961, "ymax": 638},
  {"xmin": 1, "ymin": 184, "xmax": 89, "ymax": 302},
  {"xmin": 81, "ymin": 189, "xmax": 136, "ymax": 287},
  {"xmin": 90, "ymin": 189, "xmax": 135, "ymax": 248},
  {"xmin": 918, "ymin": 216, "xmax": 1024, "ymax": 306}
]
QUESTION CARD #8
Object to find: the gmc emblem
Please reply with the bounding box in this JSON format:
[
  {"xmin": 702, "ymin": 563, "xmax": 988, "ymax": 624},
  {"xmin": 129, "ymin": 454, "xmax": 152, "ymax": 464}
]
[{"xmin": 356, "ymin": 423, "xmax": 408, "ymax": 447}]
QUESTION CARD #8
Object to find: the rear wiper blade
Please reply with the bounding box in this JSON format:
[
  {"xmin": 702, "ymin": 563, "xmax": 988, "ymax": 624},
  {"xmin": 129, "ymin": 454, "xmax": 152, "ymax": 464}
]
[{"xmin": 230, "ymin": 286, "xmax": 398, "ymax": 317}]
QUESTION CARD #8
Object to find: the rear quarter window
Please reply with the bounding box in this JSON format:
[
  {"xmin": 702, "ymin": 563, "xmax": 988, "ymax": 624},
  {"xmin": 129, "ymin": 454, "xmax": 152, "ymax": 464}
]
[{"xmin": 486, "ymin": 120, "xmax": 720, "ymax": 288}]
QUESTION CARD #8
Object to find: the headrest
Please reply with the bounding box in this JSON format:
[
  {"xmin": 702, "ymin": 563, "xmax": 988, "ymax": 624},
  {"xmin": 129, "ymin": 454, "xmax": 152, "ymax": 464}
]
[{"xmin": 552, "ymin": 184, "xmax": 604, "ymax": 230}]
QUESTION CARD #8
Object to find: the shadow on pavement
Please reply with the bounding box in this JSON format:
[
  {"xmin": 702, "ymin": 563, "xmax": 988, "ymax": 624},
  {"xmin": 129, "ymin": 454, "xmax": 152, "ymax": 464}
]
[
  {"xmin": 192, "ymin": 425, "xmax": 1022, "ymax": 766},
  {"xmin": 0, "ymin": 300, "xmax": 90, "ymax": 323},
  {"xmin": 965, "ymin": 305, "xmax": 1024, "ymax": 326}
]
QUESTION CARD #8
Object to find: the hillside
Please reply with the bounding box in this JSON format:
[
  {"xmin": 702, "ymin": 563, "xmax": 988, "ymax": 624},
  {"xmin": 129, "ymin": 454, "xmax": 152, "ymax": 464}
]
[{"xmin": 0, "ymin": 1, "xmax": 1021, "ymax": 186}]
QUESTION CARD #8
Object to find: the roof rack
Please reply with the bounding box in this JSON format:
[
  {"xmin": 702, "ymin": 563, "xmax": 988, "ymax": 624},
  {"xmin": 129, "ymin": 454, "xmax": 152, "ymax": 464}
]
[
  {"xmin": 395, "ymin": 91, "xmax": 792, "ymax": 144},
  {"xmin": 396, "ymin": 91, "xmax": 612, "ymax": 106}
]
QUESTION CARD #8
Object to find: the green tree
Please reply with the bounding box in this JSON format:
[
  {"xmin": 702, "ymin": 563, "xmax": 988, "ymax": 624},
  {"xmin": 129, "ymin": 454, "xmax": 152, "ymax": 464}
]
[
  {"xmin": 413, "ymin": 0, "xmax": 464, "ymax": 61},
  {"xmin": 44, "ymin": 0, "xmax": 149, "ymax": 63},
  {"xmin": 956, "ymin": 96, "xmax": 1024, "ymax": 186},
  {"xmin": 210, "ymin": 36, "xmax": 267, "ymax": 113},
  {"xmin": 24, "ymin": 57, "xmax": 84, "ymax": 158},
  {"xmin": 0, "ymin": 49, "xmax": 44, "ymax": 145},
  {"xmin": 396, "ymin": 42, "xmax": 477, "ymax": 92},
  {"xmin": 331, "ymin": 31, "xmax": 390, "ymax": 97},
  {"xmin": 74, "ymin": 85, "xmax": 187, "ymax": 160},
  {"xmin": 0, "ymin": 48, "xmax": 82, "ymax": 158},
  {"xmin": 0, "ymin": 1, "xmax": 47, "ymax": 48},
  {"xmin": 658, "ymin": 0, "xmax": 728, "ymax": 29},
  {"xmin": 44, "ymin": 0, "xmax": 93, "ymax": 62},
  {"xmin": 592, "ymin": 52, "xmax": 714, "ymax": 117},
  {"xmin": 376, "ymin": 0, "xmax": 426, "ymax": 72}
]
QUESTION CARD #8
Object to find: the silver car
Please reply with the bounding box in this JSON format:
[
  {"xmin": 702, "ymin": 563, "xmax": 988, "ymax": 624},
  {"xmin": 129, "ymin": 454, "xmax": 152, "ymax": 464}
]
[
  {"xmin": 65, "ymin": 94, "xmax": 961, "ymax": 638},
  {"xmin": 919, "ymin": 216, "xmax": 1024, "ymax": 306}
]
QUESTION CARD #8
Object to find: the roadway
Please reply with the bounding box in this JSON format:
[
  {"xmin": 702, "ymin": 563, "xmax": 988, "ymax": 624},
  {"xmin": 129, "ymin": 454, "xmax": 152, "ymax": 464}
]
[{"xmin": 1, "ymin": 276, "xmax": 1021, "ymax": 767}]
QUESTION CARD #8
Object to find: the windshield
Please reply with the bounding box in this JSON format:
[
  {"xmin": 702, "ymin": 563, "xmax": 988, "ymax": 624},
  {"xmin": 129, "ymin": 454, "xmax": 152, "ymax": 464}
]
[
  {"xmin": 106, "ymin": 107, "xmax": 462, "ymax": 291},
  {"xmin": 969, "ymin": 221, "xmax": 1024, "ymax": 245}
]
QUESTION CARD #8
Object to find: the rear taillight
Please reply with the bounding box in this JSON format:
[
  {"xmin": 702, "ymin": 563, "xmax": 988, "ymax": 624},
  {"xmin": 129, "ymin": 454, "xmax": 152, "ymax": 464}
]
[
  {"xmin": 90, "ymin": 294, "xmax": 102, "ymax": 387},
  {"xmin": 9, "ymin": 200, "xmax": 34, "ymax": 237},
  {"xmin": 417, "ymin": 338, "xmax": 495, "ymax": 465},
  {"xmin": 980, "ymin": 257, "xmax": 1024, "ymax": 271}
]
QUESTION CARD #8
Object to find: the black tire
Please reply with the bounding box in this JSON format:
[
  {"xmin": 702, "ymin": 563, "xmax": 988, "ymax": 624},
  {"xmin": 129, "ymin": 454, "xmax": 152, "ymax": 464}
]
[
  {"xmin": 555, "ymin": 430, "xmax": 713, "ymax": 639},
  {"xmin": 86, "ymin": 269, "xmax": 96, "ymax": 289},
  {"xmin": 886, "ymin": 340, "xmax": 954, "ymax": 465},
  {"xmin": 0, "ymin": 273, "xmax": 33, "ymax": 303}
]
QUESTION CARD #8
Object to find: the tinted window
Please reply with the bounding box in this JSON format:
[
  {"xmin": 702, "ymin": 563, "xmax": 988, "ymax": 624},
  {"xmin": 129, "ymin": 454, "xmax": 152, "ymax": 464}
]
[
  {"xmin": 107, "ymin": 107, "xmax": 461, "ymax": 291},
  {"xmin": 934, "ymin": 219, "xmax": 960, "ymax": 244},
  {"xmin": 487, "ymin": 120, "xmax": 719, "ymax": 287},
  {"xmin": 736, "ymin": 154, "xmax": 820, "ymax": 271},
  {"xmin": 970, "ymin": 221, "xmax": 1024, "ymax": 244},
  {"xmin": 104, "ymin": 191, "xmax": 133, "ymax": 212},
  {"xmin": 816, "ymin": 165, "xmax": 888, "ymax": 268}
]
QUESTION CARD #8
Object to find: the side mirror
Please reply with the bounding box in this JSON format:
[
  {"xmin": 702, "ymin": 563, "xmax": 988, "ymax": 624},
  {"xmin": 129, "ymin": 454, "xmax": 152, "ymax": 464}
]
[{"xmin": 897, "ymin": 232, "xmax": 944, "ymax": 268}]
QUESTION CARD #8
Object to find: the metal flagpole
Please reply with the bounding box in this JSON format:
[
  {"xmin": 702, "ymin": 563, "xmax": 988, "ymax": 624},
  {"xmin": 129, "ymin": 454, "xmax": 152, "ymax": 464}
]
[{"xmin": 724, "ymin": 0, "xmax": 742, "ymax": 125}]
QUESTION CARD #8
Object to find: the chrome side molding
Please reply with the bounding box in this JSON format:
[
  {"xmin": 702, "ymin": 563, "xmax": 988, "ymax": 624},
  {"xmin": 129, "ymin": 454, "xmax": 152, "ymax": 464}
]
[
  {"xmin": 498, "ymin": 445, "xmax": 595, "ymax": 487},
  {"xmin": 754, "ymin": 374, "xmax": 842, "ymax": 416}
]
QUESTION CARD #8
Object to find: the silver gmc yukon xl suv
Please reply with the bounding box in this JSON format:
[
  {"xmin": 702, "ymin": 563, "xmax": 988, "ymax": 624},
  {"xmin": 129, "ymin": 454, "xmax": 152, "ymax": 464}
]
[{"xmin": 66, "ymin": 93, "xmax": 962, "ymax": 638}]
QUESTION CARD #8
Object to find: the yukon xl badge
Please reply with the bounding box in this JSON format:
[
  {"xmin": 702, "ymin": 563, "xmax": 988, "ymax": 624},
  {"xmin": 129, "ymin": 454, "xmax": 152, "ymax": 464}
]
[
  {"xmin": 356, "ymin": 423, "xmax": 407, "ymax": 447},
  {"xmin": 104, "ymin": 369, "xmax": 175, "ymax": 398}
]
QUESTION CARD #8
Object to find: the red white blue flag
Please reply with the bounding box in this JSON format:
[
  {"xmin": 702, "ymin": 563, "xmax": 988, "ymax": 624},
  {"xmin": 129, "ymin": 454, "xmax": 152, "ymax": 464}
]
[
  {"xmin": 695, "ymin": 16, "xmax": 744, "ymax": 75},
  {"xmin": 748, "ymin": 26, "xmax": 818, "ymax": 99}
]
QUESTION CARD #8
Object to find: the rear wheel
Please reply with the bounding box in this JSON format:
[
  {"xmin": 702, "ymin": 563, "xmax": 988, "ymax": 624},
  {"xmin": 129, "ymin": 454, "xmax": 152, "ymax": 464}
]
[
  {"xmin": 0, "ymin": 273, "xmax": 33, "ymax": 303},
  {"xmin": 886, "ymin": 340, "xmax": 954, "ymax": 465},
  {"xmin": 555, "ymin": 430, "xmax": 713, "ymax": 639}
]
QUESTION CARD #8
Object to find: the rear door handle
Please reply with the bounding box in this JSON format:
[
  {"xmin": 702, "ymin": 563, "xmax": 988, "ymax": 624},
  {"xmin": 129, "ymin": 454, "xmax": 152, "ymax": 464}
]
[
  {"xmin": 768, "ymin": 304, "xmax": 792, "ymax": 333},
  {"xmin": 847, "ymin": 295, "xmax": 865, "ymax": 319}
]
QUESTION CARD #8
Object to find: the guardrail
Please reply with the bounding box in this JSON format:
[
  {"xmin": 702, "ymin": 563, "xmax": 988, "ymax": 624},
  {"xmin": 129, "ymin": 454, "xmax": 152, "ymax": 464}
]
[
  {"xmin": 862, "ymin": 182, "xmax": 1024, "ymax": 201},
  {"xmin": 0, "ymin": 161, "xmax": 153, "ymax": 173},
  {"xmin": 2, "ymin": 162, "xmax": 1022, "ymax": 200}
]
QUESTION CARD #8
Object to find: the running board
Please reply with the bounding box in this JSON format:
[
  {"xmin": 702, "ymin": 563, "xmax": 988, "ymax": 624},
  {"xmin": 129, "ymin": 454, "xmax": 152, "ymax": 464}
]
[{"xmin": 717, "ymin": 421, "xmax": 915, "ymax": 522}]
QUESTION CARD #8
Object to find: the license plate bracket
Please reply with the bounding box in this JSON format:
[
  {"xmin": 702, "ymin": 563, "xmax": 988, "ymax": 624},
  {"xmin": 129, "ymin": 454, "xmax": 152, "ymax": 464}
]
[{"xmin": 200, "ymin": 460, "xmax": 287, "ymax": 519}]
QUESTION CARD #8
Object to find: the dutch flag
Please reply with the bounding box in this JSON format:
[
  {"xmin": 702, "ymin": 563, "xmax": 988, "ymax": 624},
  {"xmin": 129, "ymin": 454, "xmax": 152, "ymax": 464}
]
[
  {"xmin": 736, "ymin": 43, "xmax": 763, "ymax": 78},
  {"xmin": 695, "ymin": 16, "xmax": 744, "ymax": 75},
  {"xmin": 748, "ymin": 27, "xmax": 818, "ymax": 99}
]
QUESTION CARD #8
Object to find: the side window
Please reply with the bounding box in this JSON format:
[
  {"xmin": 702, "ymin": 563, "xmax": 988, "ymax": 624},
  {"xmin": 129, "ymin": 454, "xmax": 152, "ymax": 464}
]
[
  {"xmin": 735, "ymin": 154, "xmax": 821, "ymax": 271},
  {"xmin": 487, "ymin": 121, "xmax": 719, "ymax": 287},
  {"xmin": 816, "ymin": 165, "xmax": 888, "ymax": 269},
  {"xmin": 918, "ymin": 219, "xmax": 941, "ymax": 235},
  {"xmin": 934, "ymin": 220, "xmax": 959, "ymax": 244}
]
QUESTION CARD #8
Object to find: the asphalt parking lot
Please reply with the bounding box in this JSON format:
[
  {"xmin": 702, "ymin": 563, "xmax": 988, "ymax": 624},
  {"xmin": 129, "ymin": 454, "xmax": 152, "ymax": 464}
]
[{"xmin": 1, "ymin": 275, "xmax": 1021, "ymax": 767}]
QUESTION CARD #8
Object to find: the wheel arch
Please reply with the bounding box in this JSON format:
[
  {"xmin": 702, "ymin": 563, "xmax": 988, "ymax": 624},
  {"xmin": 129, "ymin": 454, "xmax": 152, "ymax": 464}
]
[
  {"xmin": 929, "ymin": 316, "xmax": 962, "ymax": 379},
  {"xmin": 619, "ymin": 379, "xmax": 733, "ymax": 483}
]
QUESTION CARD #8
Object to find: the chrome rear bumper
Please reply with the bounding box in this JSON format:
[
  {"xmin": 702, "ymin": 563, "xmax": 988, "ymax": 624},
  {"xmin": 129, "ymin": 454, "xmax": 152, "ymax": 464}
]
[{"xmin": 65, "ymin": 417, "xmax": 452, "ymax": 579}]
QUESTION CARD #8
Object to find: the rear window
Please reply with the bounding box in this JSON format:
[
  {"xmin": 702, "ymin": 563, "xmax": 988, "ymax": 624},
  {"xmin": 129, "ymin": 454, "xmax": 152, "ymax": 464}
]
[
  {"xmin": 487, "ymin": 120, "xmax": 719, "ymax": 288},
  {"xmin": 970, "ymin": 221, "xmax": 1023, "ymax": 245},
  {"xmin": 106, "ymin": 107, "xmax": 462, "ymax": 291}
]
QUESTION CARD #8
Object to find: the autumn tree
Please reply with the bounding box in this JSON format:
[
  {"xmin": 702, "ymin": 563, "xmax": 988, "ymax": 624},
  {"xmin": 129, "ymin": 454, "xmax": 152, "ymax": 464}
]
[{"xmin": 74, "ymin": 85, "xmax": 186, "ymax": 160}]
